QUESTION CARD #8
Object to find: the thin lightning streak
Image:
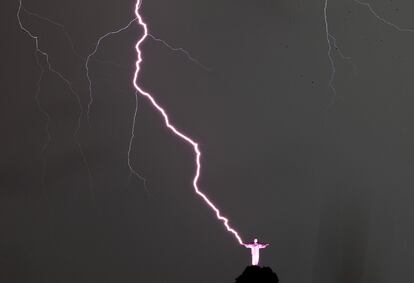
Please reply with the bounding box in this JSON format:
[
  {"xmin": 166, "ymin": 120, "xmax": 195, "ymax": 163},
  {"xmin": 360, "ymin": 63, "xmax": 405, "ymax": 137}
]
[
  {"xmin": 322, "ymin": 0, "xmax": 411, "ymax": 106},
  {"xmin": 328, "ymin": 35, "xmax": 349, "ymax": 61},
  {"xmin": 147, "ymin": 34, "xmax": 211, "ymax": 71},
  {"xmin": 16, "ymin": 0, "xmax": 83, "ymax": 136},
  {"xmin": 127, "ymin": 91, "xmax": 150, "ymax": 194},
  {"xmin": 17, "ymin": 7, "xmax": 148, "ymax": 192},
  {"xmin": 20, "ymin": 5, "xmax": 84, "ymax": 61},
  {"xmin": 19, "ymin": 5, "xmax": 130, "ymax": 72},
  {"xmin": 33, "ymin": 52, "xmax": 55, "ymax": 232},
  {"xmin": 329, "ymin": 34, "xmax": 358, "ymax": 75},
  {"xmin": 133, "ymin": 0, "xmax": 244, "ymax": 245},
  {"xmin": 86, "ymin": 18, "xmax": 138, "ymax": 125},
  {"xmin": 17, "ymin": 0, "xmax": 94, "ymax": 200},
  {"xmin": 34, "ymin": 51, "xmax": 50, "ymax": 193},
  {"xmin": 84, "ymin": 18, "xmax": 204, "ymax": 195},
  {"xmin": 353, "ymin": 0, "xmax": 414, "ymax": 33},
  {"xmin": 33, "ymin": 53, "xmax": 50, "ymax": 155},
  {"xmin": 323, "ymin": 0, "xmax": 337, "ymax": 106}
]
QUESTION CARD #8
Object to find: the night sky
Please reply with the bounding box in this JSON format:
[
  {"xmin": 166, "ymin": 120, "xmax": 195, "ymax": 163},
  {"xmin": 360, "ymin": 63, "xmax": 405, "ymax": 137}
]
[{"xmin": 2, "ymin": 0, "xmax": 414, "ymax": 282}]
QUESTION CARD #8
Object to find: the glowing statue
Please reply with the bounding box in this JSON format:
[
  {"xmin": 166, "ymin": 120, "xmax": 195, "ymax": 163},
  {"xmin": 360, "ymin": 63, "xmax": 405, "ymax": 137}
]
[{"xmin": 243, "ymin": 238, "xmax": 269, "ymax": 266}]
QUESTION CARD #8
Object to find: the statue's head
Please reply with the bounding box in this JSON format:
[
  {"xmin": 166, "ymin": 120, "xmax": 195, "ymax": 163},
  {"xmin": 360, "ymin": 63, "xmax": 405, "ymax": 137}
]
[{"xmin": 254, "ymin": 238, "xmax": 258, "ymax": 244}]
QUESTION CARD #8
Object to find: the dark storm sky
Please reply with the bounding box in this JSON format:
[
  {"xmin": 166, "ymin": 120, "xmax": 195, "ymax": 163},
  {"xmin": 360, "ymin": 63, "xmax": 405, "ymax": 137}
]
[{"xmin": 2, "ymin": 0, "xmax": 414, "ymax": 282}]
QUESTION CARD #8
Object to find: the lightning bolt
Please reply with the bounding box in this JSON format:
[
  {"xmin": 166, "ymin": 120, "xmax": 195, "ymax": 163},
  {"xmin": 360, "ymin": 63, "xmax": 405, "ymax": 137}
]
[
  {"xmin": 353, "ymin": 0, "xmax": 414, "ymax": 33},
  {"xmin": 33, "ymin": 51, "xmax": 49, "ymax": 190},
  {"xmin": 18, "ymin": 8, "xmax": 148, "ymax": 192},
  {"xmin": 84, "ymin": 17, "xmax": 210, "ymax": 194},
  {"xmin": 17, "ymin": 1, "xmax": 83, "ymax": 125},
  {"xmin": 323, "ymin": 0, "xmax": 413, "ymax": 107},
  {"xmin": 19, "ymin": 5, "xmax": 84, "ymax": 61},
  {"xmin": 85, "ymin": 19, "xmax": 211, "ymax": 125},
  {"xmin": 127, "ymin": 91, "xmax": 149, "ymax": 195},
  {"xmin": 85, "ymin": 17, "xmax": 138, "ymax": 126},
  {"xmin": 323, "ymin": 0, "xmax": 338, "ymax": 106},
  {"xmin": 18, "ymin": 1, "xmax": 210, "ymax": 199},
  {"xmin": 147, "ymin": 34, "xmax": 212, "ymax": 72},
  {"xmin": 132, "ymin": 0, "xmax": 244, "ymax": 245},
  {"xmin": 328, "ymin": 34, "xmax": 358, "ymax": 75},
  {"xmin": 17, "ymin": 0, "xmax": 94, "ymax": 199}
]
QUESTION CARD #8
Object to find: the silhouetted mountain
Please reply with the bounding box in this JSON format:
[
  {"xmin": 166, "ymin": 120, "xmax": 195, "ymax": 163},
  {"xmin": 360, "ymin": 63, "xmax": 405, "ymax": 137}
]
[{"xmin": 235, "ymin": 266, "xmax": 279, "ymax": 283}]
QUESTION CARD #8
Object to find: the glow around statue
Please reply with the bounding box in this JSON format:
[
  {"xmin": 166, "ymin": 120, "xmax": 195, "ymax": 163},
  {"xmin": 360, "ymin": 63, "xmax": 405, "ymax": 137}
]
[{"xmin": 243, "ymin": 238, "xmax": 269, "ymax": 266}]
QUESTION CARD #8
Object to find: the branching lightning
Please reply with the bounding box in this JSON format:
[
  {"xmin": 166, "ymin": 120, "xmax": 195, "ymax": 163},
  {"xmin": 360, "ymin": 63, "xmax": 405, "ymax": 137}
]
[
  {"xmin": 17, "ymin": 0, "xmax": 215, "ymax": 204},
  {"xmin": 16, "ymin": 0, "xmax": 414, "ymax": 251},
  {"xmin": 19, "ymin": 5, "xmax": 84, "ymax": 61},
  {"xmin": 17, "ymin": 0, "xmax": 94, "ymax": 199},
  {"xmin": 85, "ymin": 19, "xmax": 211, "ymax": 125},
  {"xmin": 83, "ymin": 16, "xmax": 210, "ymax": 194},
  {"xmin": 323, "ymin": 0, "xmax": 338, "ymax": 106},
  {"xmin": 127, "ymin": 91, "xmax": 149, "ymax": 194},
  {"xmin": 132, "ymin": 0, "xmax": 244, "ymax": 245},
  {"xmin": 323, "ymin": 0, "xmax": 356, "ymax": 105},
  {"xmin": 147, "ymin": 34, "xmax": 212, "ymax": 71},
  {"xmin": 20, "ymin": 6, "xmax": 136, "ymax": 76},
  {"xmin": 323, "ymin": 0, "xmax": 414, "ymax": 107},
  {"xmin": 85, "ymin": 17, "xmax": 138, "ymax": 125},
  {"xmin": 328, "ymin": 34, "xmax": 358, "ymax": 75},
  {"xmin": 17, "ymin": 9, "xmax": 148, "ymax": 191},
  {"xmin": 21, "ymin": 0, "xmax": 410, "ymax": 248},
  {"xmin": 84, "ymin": 17, "xmax": 150, "ymax": 193},
  {"xmin": 353, "ymin": 0, "xmax": 414, "ymax": 33},
  {"xmin": 17, "ymin": 1, "xmax": 83, "ymax": 129}
]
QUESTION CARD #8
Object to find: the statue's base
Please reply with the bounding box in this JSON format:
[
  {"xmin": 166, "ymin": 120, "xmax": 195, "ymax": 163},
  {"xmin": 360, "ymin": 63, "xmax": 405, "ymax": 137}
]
[{"xmin": 235, "ymin": 266, "xmax": 279, "ymax": 283}]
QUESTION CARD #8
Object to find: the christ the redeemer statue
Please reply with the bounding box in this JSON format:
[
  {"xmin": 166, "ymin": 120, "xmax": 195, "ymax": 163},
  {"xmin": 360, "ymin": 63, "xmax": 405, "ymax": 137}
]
[{"xmin": 243, "ymin": 238, "xmax": 269, "ymax": 266}]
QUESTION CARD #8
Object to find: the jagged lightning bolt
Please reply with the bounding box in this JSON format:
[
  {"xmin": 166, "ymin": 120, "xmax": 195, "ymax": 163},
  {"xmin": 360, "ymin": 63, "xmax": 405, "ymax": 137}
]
[
  {"xmin": 19, "ymin": 2, "xmax": 209, "ymax": 197},
  {"xmin": 85, "ymin": 19, "xmax": 211, "ymax": 125},
  {"xmin": 84, "ymin": 16, "xmax": 210, "ymax": 194},
  {"xmin": 132, "ymin": 0, "xmax": 244, "ymax": 245}
]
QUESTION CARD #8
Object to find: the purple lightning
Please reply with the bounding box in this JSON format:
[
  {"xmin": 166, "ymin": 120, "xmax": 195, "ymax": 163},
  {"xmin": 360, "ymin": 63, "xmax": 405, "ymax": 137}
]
[
  {"xmin": 132, "ymin": 0, "xmax": 244, "ymax": 245},
  {"xmin": 84, "ymin": 17, "xmax": 210, "ymax": 194},
  {"xmin": 19, "ymin": 1, "xmax": 210, "ymax": 197},
  {"xmin": 85, "ymin": 18, "xmax": 210, "ymax": 125}
]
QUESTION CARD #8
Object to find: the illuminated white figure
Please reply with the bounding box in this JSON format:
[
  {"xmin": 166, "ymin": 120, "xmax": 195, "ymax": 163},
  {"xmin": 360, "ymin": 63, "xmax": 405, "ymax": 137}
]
[{"xmin": 243, "ymin": 238, "xmax": 269, "ymax": 266}]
